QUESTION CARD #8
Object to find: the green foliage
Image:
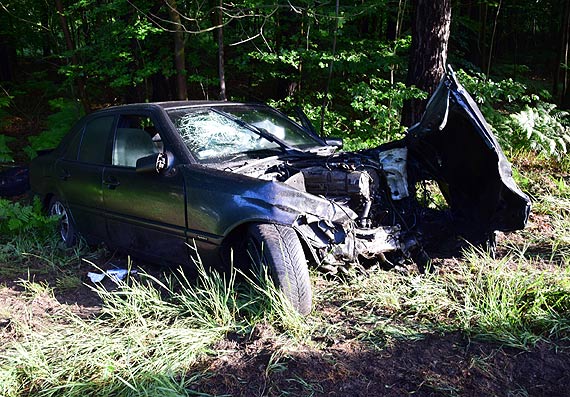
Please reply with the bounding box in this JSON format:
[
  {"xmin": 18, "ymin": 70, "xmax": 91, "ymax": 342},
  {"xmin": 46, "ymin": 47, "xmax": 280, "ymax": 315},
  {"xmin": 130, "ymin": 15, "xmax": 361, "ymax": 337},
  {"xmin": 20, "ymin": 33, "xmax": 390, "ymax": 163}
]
[
  {"xmin": 456, "ymin": 69, "xmax": 535, "ymax": 106},
  {"xmin": 59, "ymin": 0, "xmax": 173, "ymax": 98},
  {"xmin": 507, "ymin": 103, "xmax": 570, "ymax": 158},
  {"xmin": 456, "ymin": 69, "xmax": 570, "ymax": 159},
  {"xmin": 260, "ymin": 36, "xmax": 415, "ymax": 150},
  {"xmin": 0, "ymin": 197, "xmax": 55, "ymax": 237},
  {"xmin": 24, "ymin": 98, "xmax": 83, "ymax": 159},
  {"xmin": 347, "ymin": 78, "xmax": 426, "ymax": 149},
  {"xmin": 0, "ymin": 135, "xmax": 15, "ymax": 163}
]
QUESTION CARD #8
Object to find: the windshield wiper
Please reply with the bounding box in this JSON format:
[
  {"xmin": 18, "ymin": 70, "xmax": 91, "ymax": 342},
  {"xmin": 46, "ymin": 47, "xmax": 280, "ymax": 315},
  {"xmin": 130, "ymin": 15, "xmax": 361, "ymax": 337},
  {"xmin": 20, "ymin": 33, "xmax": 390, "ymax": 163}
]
[{"xmin": 209, "ymin": 107, "xmax": 299, "ymax": 153}]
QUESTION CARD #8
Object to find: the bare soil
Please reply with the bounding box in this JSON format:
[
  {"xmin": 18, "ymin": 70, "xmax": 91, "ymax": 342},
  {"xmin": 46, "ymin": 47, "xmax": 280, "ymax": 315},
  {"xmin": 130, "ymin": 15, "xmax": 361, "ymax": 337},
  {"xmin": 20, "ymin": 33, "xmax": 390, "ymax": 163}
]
[{"xmin": 194, "ymin": 329, "xmax": 570, "ymax": 397}]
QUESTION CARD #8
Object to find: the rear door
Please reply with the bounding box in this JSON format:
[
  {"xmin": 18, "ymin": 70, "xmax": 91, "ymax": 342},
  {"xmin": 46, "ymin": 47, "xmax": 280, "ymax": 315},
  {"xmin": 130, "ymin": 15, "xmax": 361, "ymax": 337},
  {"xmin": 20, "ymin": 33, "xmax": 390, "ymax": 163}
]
[
  {"xmin": 102, "ymin": 113, "xmax": 188, "ymax": 264},
  {"xmin": 54, "ymin": 115, "xmax": 115, "ymax": 242}
]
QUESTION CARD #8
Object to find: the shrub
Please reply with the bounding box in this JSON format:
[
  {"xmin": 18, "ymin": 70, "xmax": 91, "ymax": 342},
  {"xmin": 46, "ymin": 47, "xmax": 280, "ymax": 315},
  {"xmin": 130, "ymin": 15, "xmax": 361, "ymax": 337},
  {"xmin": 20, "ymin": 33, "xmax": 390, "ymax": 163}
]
[
  {"xmin": 0, "ymin": 197, "xmax": 55, "ymax": 237},
  {"xmin": 24, "ymin": 98, "xmax": 83, "ymax": 159},
  {"xmin": 456, "ymin": 69, "xmax": 570, "ymax": 159}
]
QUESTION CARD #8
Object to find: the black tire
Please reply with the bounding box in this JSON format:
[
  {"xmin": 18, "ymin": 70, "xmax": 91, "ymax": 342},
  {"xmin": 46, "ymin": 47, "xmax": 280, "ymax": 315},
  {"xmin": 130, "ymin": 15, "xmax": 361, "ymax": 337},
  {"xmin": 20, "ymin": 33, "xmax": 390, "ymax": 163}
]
[
  {"xmin": 48, "ymin": 197, "xmax": 77, "ymax": 247},
  {"xmin": 246, "ymin": 223, "xmax": 312, "ymax": 315}
]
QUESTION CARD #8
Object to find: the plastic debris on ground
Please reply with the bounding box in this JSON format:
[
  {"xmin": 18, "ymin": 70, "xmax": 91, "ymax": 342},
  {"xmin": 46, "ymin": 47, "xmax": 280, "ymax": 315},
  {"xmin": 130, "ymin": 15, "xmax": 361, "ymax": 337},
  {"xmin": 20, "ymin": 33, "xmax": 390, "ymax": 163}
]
[{"xmin": 87, "ymin": 268, "xmax": 137, "ymax": 283}]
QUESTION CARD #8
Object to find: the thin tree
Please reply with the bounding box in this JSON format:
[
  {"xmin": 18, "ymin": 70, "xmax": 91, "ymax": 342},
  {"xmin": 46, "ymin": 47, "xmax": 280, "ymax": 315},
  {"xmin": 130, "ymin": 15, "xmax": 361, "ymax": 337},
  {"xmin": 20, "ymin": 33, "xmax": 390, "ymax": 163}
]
[
  {"xmin": 558, "ymin": 0, "xmax": 570, "ymax": 106},
  {"xmin": 166, "ymin": 0, "xmax": 188, "ymax": 100},
  {"xmin": 486, "ymin": 0, "xmax": 502, "ymax": 77},
  {"xmin": 401, "ymin": 0, "xmax": 451, "ymax": 126},
  {"xmin": 216, "ymin": 0, "xmax": 226, "ymax": 100},
  {"xmin": 55, "ymin": 0, "xmax": 90, "ymax": 112},
  {"xmin": 320, "ymin": 0, "xmax": 339, "ymax": 133}
]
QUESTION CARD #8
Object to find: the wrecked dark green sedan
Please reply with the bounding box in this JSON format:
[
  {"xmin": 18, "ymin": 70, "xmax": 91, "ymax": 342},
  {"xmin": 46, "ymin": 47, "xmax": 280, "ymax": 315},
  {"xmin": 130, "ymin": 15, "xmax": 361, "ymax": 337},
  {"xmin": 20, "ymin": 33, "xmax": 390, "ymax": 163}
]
[{"xmin": 30, "ymin": 68, "xmax": 530, "ymax": 315}]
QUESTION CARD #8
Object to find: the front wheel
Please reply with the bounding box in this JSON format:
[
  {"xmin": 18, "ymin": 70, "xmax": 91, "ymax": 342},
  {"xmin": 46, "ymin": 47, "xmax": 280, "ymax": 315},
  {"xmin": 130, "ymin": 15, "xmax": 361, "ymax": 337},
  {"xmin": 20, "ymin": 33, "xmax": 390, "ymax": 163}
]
[
  {"xmin": 246, "ymin": 223, "xmax": 312, "ymax": 315},
  {"xmin": 48, "ymin": 197, "xmax": 77, "ymax": 247}
]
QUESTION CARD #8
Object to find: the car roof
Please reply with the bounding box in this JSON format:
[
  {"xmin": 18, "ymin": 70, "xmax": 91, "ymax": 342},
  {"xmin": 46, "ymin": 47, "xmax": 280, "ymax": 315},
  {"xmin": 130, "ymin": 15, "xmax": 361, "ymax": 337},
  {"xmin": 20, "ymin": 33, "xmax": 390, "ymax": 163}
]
[{"xmin": 97, "ymin": 101, "xmax": 262, "ymax": 113}]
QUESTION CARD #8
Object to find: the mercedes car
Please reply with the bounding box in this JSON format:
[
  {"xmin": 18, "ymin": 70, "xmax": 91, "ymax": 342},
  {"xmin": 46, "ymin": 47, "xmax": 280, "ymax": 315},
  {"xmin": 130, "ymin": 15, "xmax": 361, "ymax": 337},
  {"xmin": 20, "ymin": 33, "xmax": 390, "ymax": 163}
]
[{"xmin": 30, "ymin": 68, "xmax": 531, "ymax": 315}]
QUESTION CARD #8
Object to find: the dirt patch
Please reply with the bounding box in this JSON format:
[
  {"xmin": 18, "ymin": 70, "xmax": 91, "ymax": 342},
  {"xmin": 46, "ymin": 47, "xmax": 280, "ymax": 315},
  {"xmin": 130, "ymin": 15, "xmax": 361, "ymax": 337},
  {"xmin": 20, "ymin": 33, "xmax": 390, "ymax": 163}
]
[
  {"xmin": 0, "ymin": 247, "xmax": 125, "ymax": 349},
  {"xmin": 0, "ymin": 247, "xmax": 177, "ymax": 350},
  {"xmin": 194, "ymin": 332, "xmax": 570, "ymax": 397},
  {"xmin": 0, "ymin": 284, "xmax": 98, "ymax": 349}
]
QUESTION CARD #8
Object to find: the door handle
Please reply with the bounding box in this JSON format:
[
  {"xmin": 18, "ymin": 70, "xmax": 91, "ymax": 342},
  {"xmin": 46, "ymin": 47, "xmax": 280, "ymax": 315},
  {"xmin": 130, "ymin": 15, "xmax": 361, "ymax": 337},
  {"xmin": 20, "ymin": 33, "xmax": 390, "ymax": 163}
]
[
  {"xmin": 104, "ymin": 177, "xmax": 120, "ymax": 189},
  {"xmin": 59, "ymin": 170, "xmax": 71, "ymax": 181}
]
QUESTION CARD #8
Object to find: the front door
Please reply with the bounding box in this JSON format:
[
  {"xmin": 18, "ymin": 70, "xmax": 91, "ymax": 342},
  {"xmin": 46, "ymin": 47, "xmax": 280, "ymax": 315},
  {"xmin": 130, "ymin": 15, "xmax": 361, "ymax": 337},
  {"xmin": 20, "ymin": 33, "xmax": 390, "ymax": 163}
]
[{"xmin": 102, "ymin": 113, "xmax": 188, "ymax": 264}]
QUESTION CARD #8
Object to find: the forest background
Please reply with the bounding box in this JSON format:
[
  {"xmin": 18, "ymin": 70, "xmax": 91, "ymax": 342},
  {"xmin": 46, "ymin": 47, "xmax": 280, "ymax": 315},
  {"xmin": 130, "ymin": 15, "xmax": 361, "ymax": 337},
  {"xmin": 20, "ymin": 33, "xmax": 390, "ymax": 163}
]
[
  {"xmin": 2, "ymin": 2, "xmax": 570, "ymax": 396},
  {"xmin": 0, "ymin": 0, "xmax": 569, "ymax": 160}
]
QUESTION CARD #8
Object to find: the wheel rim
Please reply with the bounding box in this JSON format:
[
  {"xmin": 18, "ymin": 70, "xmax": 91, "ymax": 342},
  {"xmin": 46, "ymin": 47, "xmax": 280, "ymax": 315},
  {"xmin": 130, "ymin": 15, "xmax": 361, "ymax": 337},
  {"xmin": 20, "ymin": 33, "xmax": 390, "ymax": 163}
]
[{"xmin": 50, "ymin": 201, "xmax": 70, "ymax": 242}]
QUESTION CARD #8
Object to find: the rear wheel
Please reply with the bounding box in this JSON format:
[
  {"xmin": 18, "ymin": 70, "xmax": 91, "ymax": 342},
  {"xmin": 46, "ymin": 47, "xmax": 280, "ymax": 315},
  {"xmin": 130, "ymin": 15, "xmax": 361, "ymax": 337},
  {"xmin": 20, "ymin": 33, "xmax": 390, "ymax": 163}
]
[
  {"xmin": 246, "ymin": 223, "xmax": 312, "ymax": 315},
  {"xmin": 48, "ymin": 197, "xmax": 77, "ymax": 247}
]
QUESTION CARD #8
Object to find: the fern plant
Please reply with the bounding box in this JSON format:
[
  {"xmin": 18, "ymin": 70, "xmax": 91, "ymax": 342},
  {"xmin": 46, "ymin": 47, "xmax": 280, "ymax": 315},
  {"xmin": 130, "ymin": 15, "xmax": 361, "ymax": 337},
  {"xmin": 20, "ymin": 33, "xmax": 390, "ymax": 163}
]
[
  {"xmin": 508, "ymin": 103, "xmax": 570, "ymax": 158},
  {"xmin": 0, "ymin": 197, "xmax": 55, "ymax": 237}
]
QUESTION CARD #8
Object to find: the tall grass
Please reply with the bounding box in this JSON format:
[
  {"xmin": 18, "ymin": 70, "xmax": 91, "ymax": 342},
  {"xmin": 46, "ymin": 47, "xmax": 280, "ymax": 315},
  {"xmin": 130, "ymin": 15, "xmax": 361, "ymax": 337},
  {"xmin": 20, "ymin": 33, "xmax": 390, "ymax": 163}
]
[
  {"xmin": 452, "ymin": 249, "xmax": 570, "ymax": 344},
  {"xmin": 0, "ymin": 257, "xmax": 306, "ymax": 397},
  {"xmin": 321, "ymin": 246, "xmax": 570, "ymax": 348}
]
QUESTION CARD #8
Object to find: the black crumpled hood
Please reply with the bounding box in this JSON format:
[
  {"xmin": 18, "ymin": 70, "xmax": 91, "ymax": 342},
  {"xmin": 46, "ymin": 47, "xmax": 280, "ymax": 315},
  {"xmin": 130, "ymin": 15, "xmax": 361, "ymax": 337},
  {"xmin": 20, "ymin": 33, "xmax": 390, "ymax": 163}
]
[{"xmin": 405, "ymin": 67, "xmax": 531, "ymax": 240}]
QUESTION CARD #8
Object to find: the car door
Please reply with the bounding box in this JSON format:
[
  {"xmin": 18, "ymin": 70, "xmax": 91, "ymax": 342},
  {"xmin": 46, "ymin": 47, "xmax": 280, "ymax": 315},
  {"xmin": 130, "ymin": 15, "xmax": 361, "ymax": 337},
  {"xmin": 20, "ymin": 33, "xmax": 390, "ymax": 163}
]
[
  {"xmin": 54, "ymin": 114, "xmax": 115, "ymax": 243},
  {"xmin": 102, "ymin": 113, "xmax": 188, "ymax": 264}
]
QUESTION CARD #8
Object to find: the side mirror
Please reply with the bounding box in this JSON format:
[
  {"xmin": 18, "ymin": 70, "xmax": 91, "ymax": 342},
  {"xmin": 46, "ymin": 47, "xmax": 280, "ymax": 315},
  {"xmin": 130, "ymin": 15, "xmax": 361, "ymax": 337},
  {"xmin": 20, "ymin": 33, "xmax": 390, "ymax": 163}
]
[
  {"xmin": 136, "ymin": 152, "xmax": 175, "ymax": 174},
  {"xmin": 325, "ymin": 137, "xmax": 343, "ymax": 149}
]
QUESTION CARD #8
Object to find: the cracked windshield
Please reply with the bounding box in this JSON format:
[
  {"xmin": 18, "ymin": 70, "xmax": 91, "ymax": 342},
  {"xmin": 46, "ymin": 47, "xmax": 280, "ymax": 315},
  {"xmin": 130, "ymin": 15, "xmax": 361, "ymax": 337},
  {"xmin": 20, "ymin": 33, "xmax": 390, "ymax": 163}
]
[{"xmin": 167, "ymin": 106, "xmax": 321, "ymax": 161}]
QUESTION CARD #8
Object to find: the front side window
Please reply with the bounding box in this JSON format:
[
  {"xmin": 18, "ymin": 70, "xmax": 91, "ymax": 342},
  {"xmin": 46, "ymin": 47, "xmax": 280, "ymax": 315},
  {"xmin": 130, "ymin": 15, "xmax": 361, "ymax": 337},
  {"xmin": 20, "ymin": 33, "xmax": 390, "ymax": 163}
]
[
  {"xmin": 112, "ymin": 115, "xmax": 162, "ymax": 168},
  {"xmin": 78, "ymin": 116, "xmax": 115, "ymax": 164}
]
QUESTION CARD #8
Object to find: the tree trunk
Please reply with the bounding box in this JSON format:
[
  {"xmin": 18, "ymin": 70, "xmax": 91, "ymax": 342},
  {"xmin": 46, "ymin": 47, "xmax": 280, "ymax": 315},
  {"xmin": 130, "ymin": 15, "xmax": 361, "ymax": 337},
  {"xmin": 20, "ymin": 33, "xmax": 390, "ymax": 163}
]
[
  {"xmin": 560, "ymin": 0, "xmax": 570, "ymax": 107},
  {"xmin": 216, "ymin": 0, "xmax": 226, "ymax": 100},
  {"xmin": 166, "ymin": 0, "xmax": 188, "ymax": 100},
  {"xmin": 54, "ymin": 0, "xmax": 90, "ymax": 113},
  {"xmin": 401, "ymin": 0, "xmax": 451, "ymax": 127}
]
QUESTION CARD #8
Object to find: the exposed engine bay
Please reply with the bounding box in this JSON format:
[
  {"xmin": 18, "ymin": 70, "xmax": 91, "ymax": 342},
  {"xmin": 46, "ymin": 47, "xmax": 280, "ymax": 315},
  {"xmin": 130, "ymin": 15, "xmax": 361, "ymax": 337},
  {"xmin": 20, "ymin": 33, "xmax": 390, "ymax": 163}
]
[
  {"xmin": 224, "ymin": 146, "xmax": 431, "ymax": 273},
  {"xmin": 218, "ymin": 70, "xmax": 531, "ymax": 274}
]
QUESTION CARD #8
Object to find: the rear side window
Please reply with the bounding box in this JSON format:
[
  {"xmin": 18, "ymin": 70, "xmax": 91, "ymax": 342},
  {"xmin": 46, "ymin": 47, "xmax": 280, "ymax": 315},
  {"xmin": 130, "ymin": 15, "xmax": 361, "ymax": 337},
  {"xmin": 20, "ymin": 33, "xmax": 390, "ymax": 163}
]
[
  {"xmin": 78, "ymin": 116, "xmax": 115, "ymax": 164},
  {"xmin": 63, "ymin": 127, "xmax": 83, "ymax": 160}
]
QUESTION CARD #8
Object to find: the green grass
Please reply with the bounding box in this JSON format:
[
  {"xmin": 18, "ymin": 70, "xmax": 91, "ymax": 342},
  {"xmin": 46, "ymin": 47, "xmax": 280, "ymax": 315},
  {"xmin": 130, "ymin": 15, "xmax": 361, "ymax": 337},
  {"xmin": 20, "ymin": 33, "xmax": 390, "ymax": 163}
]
[
  {"xmin": 0, "ymin": 256, "xmax": 305, "ymax": 397},
  {"xmin": 1, "ymin": 151, "xmax": 570, "ymax": 396}
]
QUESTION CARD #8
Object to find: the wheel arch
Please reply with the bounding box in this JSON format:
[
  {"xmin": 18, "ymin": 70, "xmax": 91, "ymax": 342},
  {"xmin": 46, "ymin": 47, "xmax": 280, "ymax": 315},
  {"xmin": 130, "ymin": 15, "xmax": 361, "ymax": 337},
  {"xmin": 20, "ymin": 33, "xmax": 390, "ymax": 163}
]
[
  {"xmin": 219, "ymin": 220, "xmax": 318, "ymax": 271},
  {"xmin": 41, "ymin": 192, "xmax": 55, "ymax": 212}
]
